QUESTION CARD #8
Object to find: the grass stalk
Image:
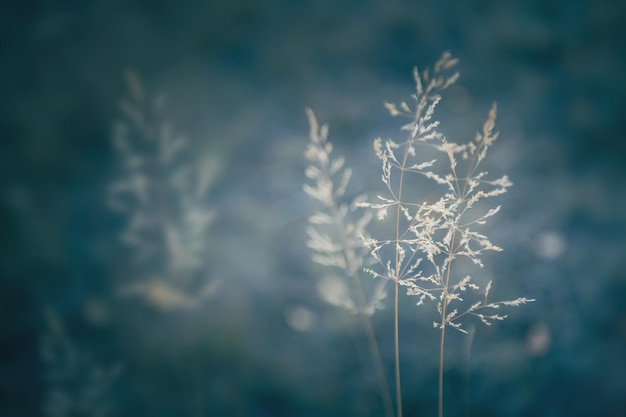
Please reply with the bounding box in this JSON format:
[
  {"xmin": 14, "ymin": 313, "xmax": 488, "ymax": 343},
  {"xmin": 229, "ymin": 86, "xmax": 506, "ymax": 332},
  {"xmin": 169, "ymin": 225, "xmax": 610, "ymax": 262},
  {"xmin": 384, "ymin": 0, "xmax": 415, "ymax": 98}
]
[
  {"xmin": 304, "ymin": 109, "xmax": 393, "ymax": 417},
  {"xmin": 305, "ymin": 51, "xmax": 533, "ymax": 417},
  {"xmin": 438, "ymin": 225, "xmax": 458, "ymax": 417}
]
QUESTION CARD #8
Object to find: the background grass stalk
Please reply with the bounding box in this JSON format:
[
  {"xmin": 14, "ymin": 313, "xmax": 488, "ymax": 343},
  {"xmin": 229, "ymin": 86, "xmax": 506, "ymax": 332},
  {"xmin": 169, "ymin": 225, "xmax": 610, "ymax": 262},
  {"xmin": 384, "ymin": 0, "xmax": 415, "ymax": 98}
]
[
  {"xmin": 330, "ymin": 202, "xmax": 394, "ymax": 417},
  {"xmin": 304, "ymin": 109, "xmax": 393, "ymax": 417}
]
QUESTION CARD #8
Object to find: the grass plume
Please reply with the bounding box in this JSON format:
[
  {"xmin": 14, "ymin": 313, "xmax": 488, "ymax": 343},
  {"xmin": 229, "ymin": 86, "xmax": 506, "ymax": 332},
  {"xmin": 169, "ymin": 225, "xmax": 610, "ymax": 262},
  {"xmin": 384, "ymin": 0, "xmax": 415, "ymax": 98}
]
[
  {"xmin": 304, "ymin": 109, "xmax": 393, "ymax": 417},
  {"xmin": 304, "ymin": 52, "xmax": 534, "ymax": 417},
  {"xmin": 40, "ymin": 308, "xmax": 121, "ymax": 417},
  {"xmin": 107, "ymin": 71, "xmax": 220, "ymax": 310}
]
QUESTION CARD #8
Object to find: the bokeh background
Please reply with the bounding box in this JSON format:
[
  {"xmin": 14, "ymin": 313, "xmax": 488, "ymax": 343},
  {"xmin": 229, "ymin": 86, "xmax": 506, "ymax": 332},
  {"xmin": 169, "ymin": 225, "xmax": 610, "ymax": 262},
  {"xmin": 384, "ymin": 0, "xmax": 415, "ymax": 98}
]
[{"xmin": 2, "ymin": 0, "xmax": 625, "ymax": 416}]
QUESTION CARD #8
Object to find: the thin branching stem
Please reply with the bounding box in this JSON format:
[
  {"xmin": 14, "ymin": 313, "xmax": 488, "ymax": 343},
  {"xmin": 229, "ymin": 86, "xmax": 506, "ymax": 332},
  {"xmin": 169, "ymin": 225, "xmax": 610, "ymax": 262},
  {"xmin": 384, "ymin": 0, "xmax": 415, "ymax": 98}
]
[
  {"xmin": 438, "ymin": 223, "xmax": 458, "ymax": 417},
  {"xmin": 392, "ymin": 128, "xmax": 416, "ymax": 417}
]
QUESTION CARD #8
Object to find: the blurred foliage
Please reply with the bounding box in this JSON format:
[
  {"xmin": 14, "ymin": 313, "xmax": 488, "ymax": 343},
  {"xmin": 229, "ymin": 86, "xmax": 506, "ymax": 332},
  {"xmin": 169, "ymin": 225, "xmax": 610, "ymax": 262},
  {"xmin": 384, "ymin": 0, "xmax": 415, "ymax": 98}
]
[{"xmin": 1, "ymin": 0, "xmax": 625, "ymax": 416}]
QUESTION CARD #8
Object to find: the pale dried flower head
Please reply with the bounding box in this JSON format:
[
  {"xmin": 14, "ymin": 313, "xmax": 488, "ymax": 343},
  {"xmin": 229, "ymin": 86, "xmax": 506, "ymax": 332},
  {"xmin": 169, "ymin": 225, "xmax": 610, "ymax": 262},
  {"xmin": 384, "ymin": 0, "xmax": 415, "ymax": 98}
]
[
  {"xmin": 108, "ymin": 71, "xmax": 220, "ymax": 310},
  {"xmin": 303, "ymin": 51, "xmax": 534, "ymax": 417}
]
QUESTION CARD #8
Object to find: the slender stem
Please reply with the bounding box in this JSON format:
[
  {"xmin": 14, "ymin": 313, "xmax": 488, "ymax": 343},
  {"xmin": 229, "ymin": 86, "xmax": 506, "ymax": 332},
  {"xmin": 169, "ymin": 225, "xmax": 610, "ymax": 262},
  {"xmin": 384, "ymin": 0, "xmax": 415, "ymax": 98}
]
[
  {"xmin": 394, "ymin": 278, "xmax": 402, "ymax": 417},
  {"xmin": 393, "ymin": 131, "xmax": 416, "ymax": 417},
  {"xmin": 438, "ymin": 225, "xmax": 458, "ymax": 417},
  {"xmin": 438, "ymin": 323, "xmax": 446, "ymax": 417}
]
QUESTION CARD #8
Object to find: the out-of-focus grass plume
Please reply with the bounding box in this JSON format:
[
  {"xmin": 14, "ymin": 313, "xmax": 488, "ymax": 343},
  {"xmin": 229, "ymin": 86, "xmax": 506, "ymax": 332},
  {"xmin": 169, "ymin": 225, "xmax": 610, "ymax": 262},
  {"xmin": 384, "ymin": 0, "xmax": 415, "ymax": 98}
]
[
  {"xmin": 40, "ymin": 308, "xmax": 122, "ymax": 417},
  {"xmin": 107, "ymin": 71, "xmax": 221, "ymax": 311}
]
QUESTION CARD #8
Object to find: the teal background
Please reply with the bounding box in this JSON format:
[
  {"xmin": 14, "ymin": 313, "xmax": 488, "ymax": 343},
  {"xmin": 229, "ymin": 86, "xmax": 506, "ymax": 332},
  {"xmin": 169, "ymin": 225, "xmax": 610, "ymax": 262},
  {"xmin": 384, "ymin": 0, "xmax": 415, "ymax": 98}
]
[{"xmin": 1, "ymin": 0, "xmax": 625, "ymax": 416}]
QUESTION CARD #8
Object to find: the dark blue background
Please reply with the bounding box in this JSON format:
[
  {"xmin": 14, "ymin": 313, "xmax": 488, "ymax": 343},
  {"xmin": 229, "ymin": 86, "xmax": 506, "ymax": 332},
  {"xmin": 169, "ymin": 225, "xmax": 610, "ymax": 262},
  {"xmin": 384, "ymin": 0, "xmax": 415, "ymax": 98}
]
[{"xmin": 1, "ymin": 0, "xmax": 625, "ymax": 416}]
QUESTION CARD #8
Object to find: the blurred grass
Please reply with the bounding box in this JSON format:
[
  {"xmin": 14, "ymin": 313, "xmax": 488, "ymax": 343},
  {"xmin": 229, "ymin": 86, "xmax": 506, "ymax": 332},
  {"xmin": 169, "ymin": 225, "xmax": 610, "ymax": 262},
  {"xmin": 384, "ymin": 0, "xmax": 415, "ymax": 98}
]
[{"xmin": 1, "ymin": 0, "xmax": 625, "ymax": 416}]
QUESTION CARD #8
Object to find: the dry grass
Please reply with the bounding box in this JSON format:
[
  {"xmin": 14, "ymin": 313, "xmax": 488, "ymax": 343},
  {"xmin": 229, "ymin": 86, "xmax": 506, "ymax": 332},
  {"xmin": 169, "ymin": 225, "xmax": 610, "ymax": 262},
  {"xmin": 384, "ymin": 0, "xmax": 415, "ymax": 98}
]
[
  {"xmin": 304, "ymin": 52, "xmax": 534, "ymax": 417},
  {"xmin": 107, "ymin": 71, "xmax": 220, "ymax": 311}
]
